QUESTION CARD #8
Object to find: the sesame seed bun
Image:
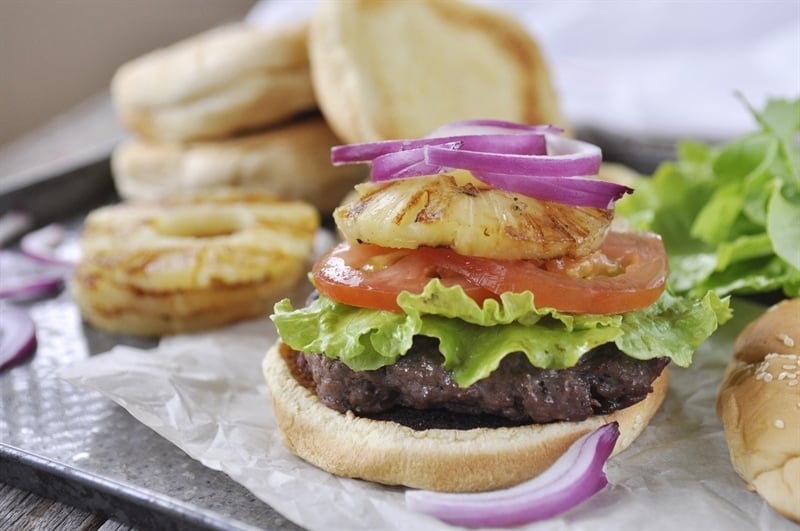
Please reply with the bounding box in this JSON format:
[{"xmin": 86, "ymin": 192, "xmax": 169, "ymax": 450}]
[{"xmin": 717, "ymin": 298, "xmax": 800, "ymax": 522}]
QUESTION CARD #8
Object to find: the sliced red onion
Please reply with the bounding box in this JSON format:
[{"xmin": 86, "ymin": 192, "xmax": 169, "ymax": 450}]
[
  {"xmin": 20, "ymin": 223, "xmax": 79, "ymax": 266},
  {"xmin": 332, "ymin": 133, "xmax": 546, "ymax": 165},
  {"xmin": 367, "ymin": 134, "xmax": 547, "ymax": 181},
  {"xmin": 427, "ymin": 119, "xmax": 563, "ymax": 137},
  {"xmin": 20, "ymin": 223, "xmax": 66, "ymax": 260},
  {"xmin": 0, "ymin": 251, "xmax": 67, "ymax": 300},
  {"xmin": 0, "ymin": 303, "xmax": 37, "ymax": 371},
  {"xmin": 472, "ymin": 171, "xmax": 632, "ymax": 208},
  {"xmin": 329, "ymin": 119, "xmax": 624, "ymax": 206},
  {"xmin": 333, "ymin": 137, "xmax": 452, "ymax": 165},
  {"xmin": 424, "ymin": 134, "xmax": 602, "ymax": 178},
  {"xmin": 370, "ymin": 146, "xmax": 445, "ymax": 181},
  {"xmin": 405, "ymin": 422, "xmax": 620, "ymax": 528}
]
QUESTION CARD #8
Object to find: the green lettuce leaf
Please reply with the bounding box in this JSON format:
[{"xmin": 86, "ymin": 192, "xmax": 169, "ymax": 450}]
[
  {"xmin": 272, "ymin": 280, "xmax": 731, "ymax": 387},
  {"xmin": 617, "ymin": 97, "xmax": 800, "ymax": 297}
]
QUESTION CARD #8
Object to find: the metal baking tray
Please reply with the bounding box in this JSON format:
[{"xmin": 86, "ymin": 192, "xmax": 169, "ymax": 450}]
[{"xmin": 0, "ymin": 158, "xmax": 302, "ymax": 530}]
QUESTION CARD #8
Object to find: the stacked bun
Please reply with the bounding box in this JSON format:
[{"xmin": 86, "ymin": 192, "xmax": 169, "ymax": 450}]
[
  {"xmin": 109, "ymin": 1, "xmax": 567, "ymax": 208},
  {"xmin": 110, "ymin": 22, "xmax": 365, "ymax": 213},
  {"xmin": 717, "ymin": 298, "xmax": 800, "ymax": 523},
  {"xmin": 308, "ymin": 0, "xmax": 566, "ymax": 144}
]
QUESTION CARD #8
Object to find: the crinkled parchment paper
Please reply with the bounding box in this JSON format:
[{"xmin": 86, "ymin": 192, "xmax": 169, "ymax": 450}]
[{"xmin": 58, "ymin": 298, "xmax": 798, "ymax": 530}]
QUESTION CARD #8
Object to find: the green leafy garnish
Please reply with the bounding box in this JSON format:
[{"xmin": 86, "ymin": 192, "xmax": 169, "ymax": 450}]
[
  {"xmin": 272, "ymin": 280, "xmax": 731, "ymax": 387},
  {"xmin": 617, "ymin": 97, "xmax": 800, "ymax": 298}
]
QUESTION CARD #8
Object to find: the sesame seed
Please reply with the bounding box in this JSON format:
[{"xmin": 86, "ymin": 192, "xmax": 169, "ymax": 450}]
[
  {"xmin": 774, "ymin": 419, "xmax": 785, "ymax": 429},
  {"xmin": 763, "ymin": 373, "xmax": 774, "ymax": 382},
  {"xmin": 790, "ymin": 380, "xmax": 799, "ymax": 386},
  {"xmin": 779, "ymin": 372, "xmax": 789, "ymax": 380},
  {"xmin": 783, "ymin": 364, "xmax": 797, "ymax": 370},
  {"xmin": 778, "ymin": 334, "xmax": 796, "ymax": 348}
]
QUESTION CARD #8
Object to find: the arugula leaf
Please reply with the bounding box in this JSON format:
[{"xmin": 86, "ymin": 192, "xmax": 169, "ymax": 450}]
[
  {"xmin": 767, "ymin": 182, "xmax": 800, "ymax": 269},
  {"xmin": 617, "ymin": 97, "xmax": 800, "ymax": 297}
]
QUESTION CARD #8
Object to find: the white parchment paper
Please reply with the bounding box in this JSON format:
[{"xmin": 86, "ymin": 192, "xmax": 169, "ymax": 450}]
[{"xmin": 58, "ymin": 298, "xmax": 798, "ymax": 531}]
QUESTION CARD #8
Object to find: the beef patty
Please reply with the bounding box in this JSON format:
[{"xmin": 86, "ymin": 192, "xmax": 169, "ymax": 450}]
[{"xmin": 290, "ymin": 336, "xmax": 669, "ymax": 430}]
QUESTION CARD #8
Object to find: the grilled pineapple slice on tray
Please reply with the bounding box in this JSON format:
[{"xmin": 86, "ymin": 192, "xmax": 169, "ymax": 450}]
[
  {"xmin": 334, "ymin": 170, "xmax": 613, "ymax": 261},
  {"xmin": 73, "ymin": 189, "xmax": 319, "ymax": 337}
]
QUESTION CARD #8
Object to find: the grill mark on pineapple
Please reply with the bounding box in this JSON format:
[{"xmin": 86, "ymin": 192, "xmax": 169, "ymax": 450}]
[
  {"xmin": 543, "ymin": 203, "xmax": 578, "ymax": 240},
  {"xmin": 415, "ymin": 189, "xmax": 446, "ymax": 224},
  {"xmin": 342, "ymin": 195, "xmax": 369, "ymax": 218},
  {"xmin": 396, "ymin": 187, "xmax": 428, "ymax": 225},
  {"xmin": 457, "ymin": 182, "xmax": 481, "ymax": 197},
  {"xmin": 506, "ymin": 210, "xmax": 545, "ymax": 242},
  {"xmin": 415, "ymin": 178, "xmax": 482, "ymax": 224}
]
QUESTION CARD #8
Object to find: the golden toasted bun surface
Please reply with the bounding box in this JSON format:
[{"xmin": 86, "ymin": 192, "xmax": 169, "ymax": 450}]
[
  {"xmin": 309, "ymin": 0, "xmax": 565, "ymax": 144},
  {"xmin": 717, "ymin": 298, "xmax": 800, "ymax": 522},
  {"xmin": 73, "ymin": 189, "xmax": 319, "ymax": 337},
  {"xmin": 111, "ymin": 23, "xmax": 315, "ymax": 142},
  {"xmin": 263, "ymin": 341, "xmax": 668, "ymax": 492},
  {"xmin": 111, "ymin": 115, "xmax": 366, "ymax": 213}
]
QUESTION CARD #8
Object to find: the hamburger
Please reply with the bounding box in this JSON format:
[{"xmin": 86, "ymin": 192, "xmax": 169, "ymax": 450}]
[{"xmin": 265, "ymin": 120, "xmax": 732, "ymax": 492}]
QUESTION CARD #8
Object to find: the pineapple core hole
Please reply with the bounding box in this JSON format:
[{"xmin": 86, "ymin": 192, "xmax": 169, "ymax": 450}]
[{"xmin": 155, "ymin": 209, "xmax": 244, "ymax": 238}]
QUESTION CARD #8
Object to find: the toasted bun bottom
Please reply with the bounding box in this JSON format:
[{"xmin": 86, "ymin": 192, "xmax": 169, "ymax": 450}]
[
  {"xmin": 717, "ymin": 298, "xmax": 800, "ymax": 522},
  {"xmin": 263, "ymin": 341, "xmax": 669, "ymax": 492}
]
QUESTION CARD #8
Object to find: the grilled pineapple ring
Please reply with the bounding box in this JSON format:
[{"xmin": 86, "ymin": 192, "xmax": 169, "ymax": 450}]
[
  {"xmin": 73, "ymin": 189, "xmax": 319, "ymax": 336},
  {"xmin": 334, "ymin": 171, "xmax": 613, "ymax": 260}
]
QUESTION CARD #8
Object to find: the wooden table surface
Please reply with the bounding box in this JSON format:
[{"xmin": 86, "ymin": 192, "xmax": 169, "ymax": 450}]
[{"xmin": 1, "ymin": 483, "xmax": 134, "ymax": 531}]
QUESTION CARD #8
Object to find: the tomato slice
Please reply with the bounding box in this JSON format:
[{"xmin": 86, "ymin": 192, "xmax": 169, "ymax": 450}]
[
  {"xmin": 312, "ymin": 232, "xmax": 668, "ymax": 314},
  {"xmin": 312, "ymin": 243, "xmax": 498, "ymax": 311}
]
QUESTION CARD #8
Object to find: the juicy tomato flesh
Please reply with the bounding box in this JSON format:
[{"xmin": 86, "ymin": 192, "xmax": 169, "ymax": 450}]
[
  {"xmin": 311, "ymin": 243, "xmax": 499, "ymax": 311},
  {"xmin": 312, "ymin": 232, "xmax": 668, "ymax": 315}
]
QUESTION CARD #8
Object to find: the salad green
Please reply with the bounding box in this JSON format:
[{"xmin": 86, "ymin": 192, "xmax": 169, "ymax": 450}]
[
  {"xmin": 617, "ymin": 97, "xmax": 800, "ymax": 298},
  {"xmin": 272, "ymin": 279, "xmax": 731, "ymax": 387}
]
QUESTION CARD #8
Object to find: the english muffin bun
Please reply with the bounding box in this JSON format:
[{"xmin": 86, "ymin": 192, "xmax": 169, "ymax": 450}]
[
  {"xmin": 111, "ymin": 115, "xmax": 367, "ymax": 213},
  {"xmin": 308, "ymin": 0, "xmax": 566, "ymax": 144},
  {"xmin": 716, "ymin": 298, "xmax": 800, "ymax": 522},
  {"xmin": 111, "ymin": 23, "xmax": 315, "ymax": 142},
  {"xmin": 263, "ymin": 341, "xmax": 669, "ymax": 492}
]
